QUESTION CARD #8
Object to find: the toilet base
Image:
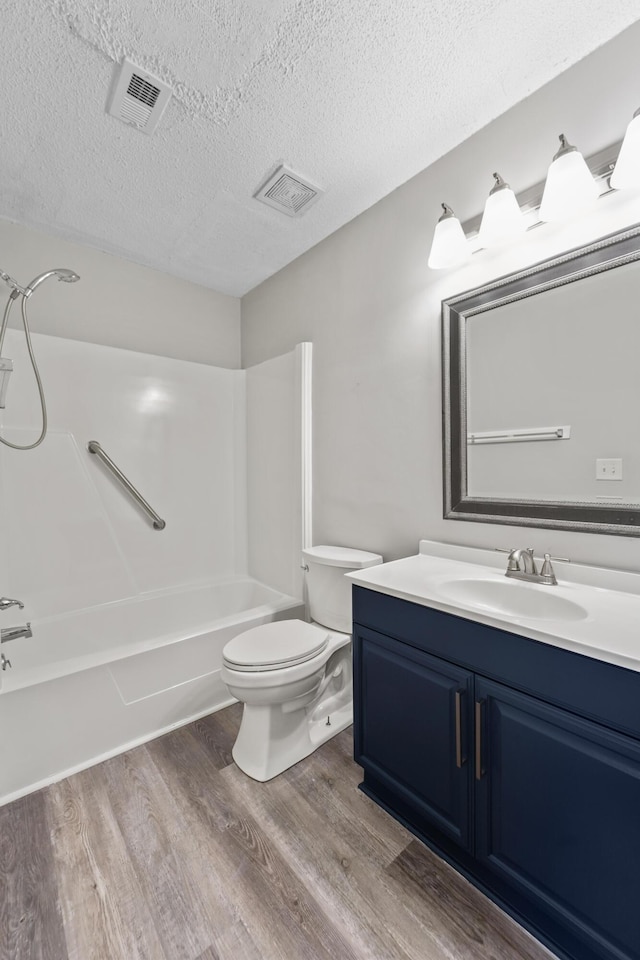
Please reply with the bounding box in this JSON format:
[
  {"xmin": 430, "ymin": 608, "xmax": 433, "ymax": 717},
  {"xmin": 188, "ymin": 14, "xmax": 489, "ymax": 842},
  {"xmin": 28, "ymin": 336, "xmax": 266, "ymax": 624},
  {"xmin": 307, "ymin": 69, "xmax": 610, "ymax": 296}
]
[
  {"xmin": 232, "ymin": 699, "xmax": 352, "ymax": 782},
  {"xmin": 231, "ymin": 652, "xmax": 353, "ymax": 781}
]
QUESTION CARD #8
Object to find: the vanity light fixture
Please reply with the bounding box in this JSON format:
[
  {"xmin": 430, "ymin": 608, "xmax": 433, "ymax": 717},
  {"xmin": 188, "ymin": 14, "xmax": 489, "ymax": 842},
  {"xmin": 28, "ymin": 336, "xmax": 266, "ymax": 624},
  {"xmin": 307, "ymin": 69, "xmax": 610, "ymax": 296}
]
[
  {"xmin": 428, "ymin": 119, "xmax": 636, "ymax": 271},
  {"xmin": 478, "ymin": 172, "xmax": 525, "ymax": 248},
  {"xmin": 538, "ymin": 134, "xmax": 599, "ymax": 222},
  {"xmin": 610, "ymin": 108, "xmax": 640, "ymax": 189},
  {"xmin": 427, "ymin": 204, "xmax": 470, "ymax": 270}
]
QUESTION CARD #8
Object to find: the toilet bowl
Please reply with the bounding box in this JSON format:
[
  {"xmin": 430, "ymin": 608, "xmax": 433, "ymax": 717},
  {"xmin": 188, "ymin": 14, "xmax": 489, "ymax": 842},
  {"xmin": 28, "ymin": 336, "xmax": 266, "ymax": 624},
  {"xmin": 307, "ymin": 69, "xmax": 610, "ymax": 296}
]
[
  {"xmin": 221, "ymin": 545, "xmax": 382, "ymax": 781},
  {"xmin": 222, "ymin": 619, "xmax": 352, "ymax": 781}
]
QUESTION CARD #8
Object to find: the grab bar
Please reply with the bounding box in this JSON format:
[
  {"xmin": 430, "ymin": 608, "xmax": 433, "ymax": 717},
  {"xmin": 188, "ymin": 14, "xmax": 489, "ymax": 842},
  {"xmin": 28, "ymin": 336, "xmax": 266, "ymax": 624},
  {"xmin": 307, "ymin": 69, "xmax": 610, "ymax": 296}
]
[{"xmin": 87, "ymin": 440, "xmax": 166, "ymax": 530}]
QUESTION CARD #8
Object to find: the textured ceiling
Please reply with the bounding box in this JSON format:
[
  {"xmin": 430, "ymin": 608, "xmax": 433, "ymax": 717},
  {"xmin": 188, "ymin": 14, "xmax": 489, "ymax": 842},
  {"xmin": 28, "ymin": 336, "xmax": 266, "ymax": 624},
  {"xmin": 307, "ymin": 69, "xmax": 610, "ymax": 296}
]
[{"xmin": 1, "ymin": 1, "xmax": 639, "ymax": 296}]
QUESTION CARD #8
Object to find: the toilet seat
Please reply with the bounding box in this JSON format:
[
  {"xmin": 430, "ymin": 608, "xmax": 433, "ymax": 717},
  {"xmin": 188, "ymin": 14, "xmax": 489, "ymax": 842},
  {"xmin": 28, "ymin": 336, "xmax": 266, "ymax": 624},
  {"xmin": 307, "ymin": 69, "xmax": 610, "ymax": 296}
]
[{"xmin": 223, "ymin": 619, "xmax": 329, "ymax": 672}]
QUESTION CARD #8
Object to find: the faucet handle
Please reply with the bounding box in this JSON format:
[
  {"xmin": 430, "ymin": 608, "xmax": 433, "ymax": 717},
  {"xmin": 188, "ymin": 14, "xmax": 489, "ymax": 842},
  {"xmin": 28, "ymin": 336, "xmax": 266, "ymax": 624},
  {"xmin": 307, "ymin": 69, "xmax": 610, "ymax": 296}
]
[
  {"xmin": 494, "ymin": 547, "xmax": 519, "ymax": 571},
  {"xmin": 540, "ymin": 554, "xmax": 554, "ymax": 578},
  {"xmin": 0, "ymin": 597, "xmax": 24, "ymax": 611},
  {"xmin": 539, "ymin": 553, "xmax": 570, "ymax": 584}
]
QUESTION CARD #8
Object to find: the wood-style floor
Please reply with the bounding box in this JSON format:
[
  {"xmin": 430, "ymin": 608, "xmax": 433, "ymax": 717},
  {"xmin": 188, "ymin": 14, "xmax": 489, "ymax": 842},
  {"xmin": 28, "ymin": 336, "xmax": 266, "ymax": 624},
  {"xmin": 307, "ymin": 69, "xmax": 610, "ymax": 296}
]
[{"xmin": 0, "ymin": 704, "xmax": 555, "ymax": 960}]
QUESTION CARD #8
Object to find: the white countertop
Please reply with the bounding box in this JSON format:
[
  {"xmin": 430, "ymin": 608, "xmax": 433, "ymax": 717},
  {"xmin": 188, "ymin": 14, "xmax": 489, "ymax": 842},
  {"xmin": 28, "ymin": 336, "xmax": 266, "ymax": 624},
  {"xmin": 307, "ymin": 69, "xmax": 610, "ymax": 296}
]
[{"xmin": 347, "ymin": 540, "xmax": 640, "ymax": 673}]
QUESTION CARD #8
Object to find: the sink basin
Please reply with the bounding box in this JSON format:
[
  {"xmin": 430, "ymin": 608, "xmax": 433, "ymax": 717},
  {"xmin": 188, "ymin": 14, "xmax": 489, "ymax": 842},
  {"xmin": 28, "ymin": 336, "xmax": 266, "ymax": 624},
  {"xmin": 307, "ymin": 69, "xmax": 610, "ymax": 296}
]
[{"xmin": 439, "ymin": 578, "xmax": 589, "ymax": 622}]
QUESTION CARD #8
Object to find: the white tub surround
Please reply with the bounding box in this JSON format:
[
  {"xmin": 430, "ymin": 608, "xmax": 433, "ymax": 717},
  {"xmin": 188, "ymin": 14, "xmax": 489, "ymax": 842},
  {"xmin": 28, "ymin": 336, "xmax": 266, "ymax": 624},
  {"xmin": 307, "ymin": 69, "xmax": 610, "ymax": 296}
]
[
  {"xmin": 347, "ymin": 540, "xmax": 640, "ymax": 673},
  {"xmin": 0, "ymin": 579, "xmax": 303, "ymax": 805},
  {"xmin": 0, "ymin": 330, "xmax": 247, "ymax": 613},
  {"xmin": 246, "ymin": 342, "xmax": 312, "ymax": 598}
]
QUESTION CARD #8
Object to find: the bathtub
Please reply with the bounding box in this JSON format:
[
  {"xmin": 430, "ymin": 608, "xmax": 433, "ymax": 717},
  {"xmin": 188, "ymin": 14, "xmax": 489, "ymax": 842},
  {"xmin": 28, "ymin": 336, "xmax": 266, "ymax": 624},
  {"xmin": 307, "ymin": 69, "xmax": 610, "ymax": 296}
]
[{"xmin": 0, "ymin": 577, "xmax": 304, "ymax": 805}]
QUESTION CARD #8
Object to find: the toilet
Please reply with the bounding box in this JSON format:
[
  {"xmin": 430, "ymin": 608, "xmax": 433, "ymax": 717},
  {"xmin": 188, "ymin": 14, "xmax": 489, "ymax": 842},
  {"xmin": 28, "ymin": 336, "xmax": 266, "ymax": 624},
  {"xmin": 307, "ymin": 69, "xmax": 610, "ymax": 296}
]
[{"xmin": 221, "ymin": 545, "xmax": 382, "ymax": 781}]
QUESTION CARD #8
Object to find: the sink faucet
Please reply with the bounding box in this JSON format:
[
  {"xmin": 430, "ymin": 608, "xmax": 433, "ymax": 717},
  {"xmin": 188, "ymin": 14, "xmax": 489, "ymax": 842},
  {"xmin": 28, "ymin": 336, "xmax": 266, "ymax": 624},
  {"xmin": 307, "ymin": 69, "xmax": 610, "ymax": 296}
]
[
  {"xmin": 0, "ymin": 596, "xmax": 24, "ymax": 611},
  {"xmin": 1, "ymin": 623, "xmax": 32, "ymax": 644},
  {"xmin": 507, "ymin": 548, "xmax": 537, "ymax": 577},
  {"xmin": 500, "ymin": 548, "xmax": 570, "ymax": 586}
]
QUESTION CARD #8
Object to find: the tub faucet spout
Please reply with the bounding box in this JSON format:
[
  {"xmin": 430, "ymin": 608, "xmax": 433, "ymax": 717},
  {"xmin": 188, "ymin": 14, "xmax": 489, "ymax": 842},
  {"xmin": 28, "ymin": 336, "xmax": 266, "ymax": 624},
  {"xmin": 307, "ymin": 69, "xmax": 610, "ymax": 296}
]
[{"xmin": 1, "ymin": 623, "xmax": 32, "ymax": 644}]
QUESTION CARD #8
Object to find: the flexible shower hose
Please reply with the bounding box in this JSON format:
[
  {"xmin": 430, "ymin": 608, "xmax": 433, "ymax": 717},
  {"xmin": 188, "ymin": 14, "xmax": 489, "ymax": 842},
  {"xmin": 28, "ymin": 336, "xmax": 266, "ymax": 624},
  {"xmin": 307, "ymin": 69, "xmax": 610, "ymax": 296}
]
[{"xmin": 0, "ymin": 292, "xmax": 48, "ymax": 450}]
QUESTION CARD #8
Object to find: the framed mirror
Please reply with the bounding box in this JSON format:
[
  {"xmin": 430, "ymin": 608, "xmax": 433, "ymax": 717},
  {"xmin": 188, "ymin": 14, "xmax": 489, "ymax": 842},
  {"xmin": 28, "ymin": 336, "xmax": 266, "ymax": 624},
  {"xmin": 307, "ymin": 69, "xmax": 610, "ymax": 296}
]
[{"xmin": 442, "ymin": 223, "xmax": 640, "ymax": 536}]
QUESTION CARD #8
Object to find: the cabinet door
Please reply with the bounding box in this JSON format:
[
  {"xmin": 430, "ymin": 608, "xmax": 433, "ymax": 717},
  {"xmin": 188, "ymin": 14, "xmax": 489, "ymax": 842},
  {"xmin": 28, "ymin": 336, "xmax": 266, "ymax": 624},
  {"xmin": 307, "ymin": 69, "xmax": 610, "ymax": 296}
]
[
  {"xmin": 475, "ymin": 678, "xmax": 640, "ymax": 960},
  {"xmin": 354, "ymin": 626, "xmax": 473, "ymax": 849}
]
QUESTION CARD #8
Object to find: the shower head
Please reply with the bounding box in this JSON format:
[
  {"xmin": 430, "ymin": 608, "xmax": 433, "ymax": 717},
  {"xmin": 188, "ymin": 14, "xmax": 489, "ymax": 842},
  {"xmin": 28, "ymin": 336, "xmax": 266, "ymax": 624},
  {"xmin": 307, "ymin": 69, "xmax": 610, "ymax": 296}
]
[
  {"xmin": 24, "ymin": 268, "xmax": 80, "ymax": 296},
  {"xmin": 54, "ymin": 269, "xmax": 80, "ymax": 283},
  {"xmin": 1, "ymin": 267, "xmax": 80, "ymax": 299}
]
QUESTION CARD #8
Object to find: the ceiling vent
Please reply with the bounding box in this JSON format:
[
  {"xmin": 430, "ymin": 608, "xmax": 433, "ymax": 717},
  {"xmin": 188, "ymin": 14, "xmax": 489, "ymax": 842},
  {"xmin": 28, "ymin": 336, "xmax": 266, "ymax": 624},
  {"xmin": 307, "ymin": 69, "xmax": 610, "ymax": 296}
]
[
  {"xmin": 107, "ymin": 58, "xmax": 172, "ymax": 135},
  {"xmin": 254, "ymin": 165, "xmax": 323, "ymax": 217}
]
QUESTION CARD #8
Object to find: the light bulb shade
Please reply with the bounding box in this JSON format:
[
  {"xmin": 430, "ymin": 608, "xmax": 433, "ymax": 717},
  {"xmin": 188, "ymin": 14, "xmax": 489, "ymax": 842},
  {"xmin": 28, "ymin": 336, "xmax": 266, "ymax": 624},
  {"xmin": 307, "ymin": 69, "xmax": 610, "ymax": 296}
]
[
  {"xmin": 0, "ymin": 357, "xmax": 13, "ymax": 409},
  {"xmin": 610, "ymin": 111, "xmax": 640, "ymax": 190},
  {"xmin": 539, "ymin": 147, "xmax": 599, "ymax": 222},
  {"xmin": 478, "ymin": 185, "xmax": 525, "ymax": 247},
  {"xmin": 428, "ymin": 210, "xmax": 470, "ymax": 269}
]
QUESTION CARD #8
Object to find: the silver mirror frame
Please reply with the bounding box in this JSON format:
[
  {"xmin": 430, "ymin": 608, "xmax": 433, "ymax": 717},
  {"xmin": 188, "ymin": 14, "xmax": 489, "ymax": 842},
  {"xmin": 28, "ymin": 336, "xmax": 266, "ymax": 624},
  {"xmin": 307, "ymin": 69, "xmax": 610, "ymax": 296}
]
[{"xmin": 442, "ymin": 222, "xmax": 640, "ymax": 537}]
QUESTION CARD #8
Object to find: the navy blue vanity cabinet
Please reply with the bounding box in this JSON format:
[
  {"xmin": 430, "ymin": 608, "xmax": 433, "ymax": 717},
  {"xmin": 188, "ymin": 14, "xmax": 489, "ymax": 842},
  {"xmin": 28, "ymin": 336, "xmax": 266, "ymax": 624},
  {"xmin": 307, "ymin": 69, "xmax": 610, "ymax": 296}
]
[
  {"xmin": 352, "ymin": 585, "xmax": 640, "ymax": 960},
  {"xmin": 354, "ymin": 625, "xmax": 473, "ymax": 849}
]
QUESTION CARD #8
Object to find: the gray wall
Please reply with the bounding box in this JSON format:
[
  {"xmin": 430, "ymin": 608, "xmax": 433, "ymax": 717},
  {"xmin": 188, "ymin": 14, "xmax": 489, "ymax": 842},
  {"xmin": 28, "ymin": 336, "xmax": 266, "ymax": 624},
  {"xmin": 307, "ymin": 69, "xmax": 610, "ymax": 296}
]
[
  {"xmin": 0, "ymin": 219, "xmax": 241, "ymax": 367},
  {"xmin": 241, "ymin": 21, "xmax": 640, "ymax": 572}
]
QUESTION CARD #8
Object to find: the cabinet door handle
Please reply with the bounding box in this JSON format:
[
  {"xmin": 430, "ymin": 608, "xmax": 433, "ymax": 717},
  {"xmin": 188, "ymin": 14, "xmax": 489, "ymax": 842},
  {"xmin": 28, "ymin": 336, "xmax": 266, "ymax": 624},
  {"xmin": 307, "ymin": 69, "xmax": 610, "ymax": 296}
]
[
  {"xmin": 455, "ymin": 690, "xmax": 465, "ymax": 768},
  {"xmin": 475, "ymin": 699, "xmax": 485, "ymax": 780}
]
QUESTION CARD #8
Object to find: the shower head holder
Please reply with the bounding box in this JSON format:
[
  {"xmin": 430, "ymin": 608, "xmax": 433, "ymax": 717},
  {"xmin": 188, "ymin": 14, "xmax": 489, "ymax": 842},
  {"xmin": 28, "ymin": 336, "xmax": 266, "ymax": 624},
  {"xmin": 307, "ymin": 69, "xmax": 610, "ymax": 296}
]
[{"xmin": 0, "ymin": 357, "xmax": 13, "ymax": 409}]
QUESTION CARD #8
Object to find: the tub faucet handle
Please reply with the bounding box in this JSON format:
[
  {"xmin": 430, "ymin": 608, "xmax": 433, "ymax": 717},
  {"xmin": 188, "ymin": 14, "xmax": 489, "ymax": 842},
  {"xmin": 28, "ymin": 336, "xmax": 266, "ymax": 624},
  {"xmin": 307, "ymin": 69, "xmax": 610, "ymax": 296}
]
[{"xmin": 0, "ymin": 597, "xmax": 24, "ymax": 611}]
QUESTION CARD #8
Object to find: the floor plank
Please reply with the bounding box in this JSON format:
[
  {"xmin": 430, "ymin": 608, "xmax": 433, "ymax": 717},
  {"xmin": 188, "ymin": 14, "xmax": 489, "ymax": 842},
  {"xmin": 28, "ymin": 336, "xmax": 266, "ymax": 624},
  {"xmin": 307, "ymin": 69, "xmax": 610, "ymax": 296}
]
[
  {"xmin": 148, "ymin": 723, "xmax": 360, "ymax": 960},
  {"xmin": 386, "ymin": 839, "xmax": 554, "ymax": 960},
  {"xmin": 0, "ymin": 705, "xmax": 557, "ymax": 960},
  {"xmin": 285, "ymin": 728, "xmax": 412, "ymax": 864},
  {"xmin": 222, "ymin": 753, "xmax": 441, "ymax": 959},
  {"xmin": 46, "ymin": 765, "xmax": 167, "ymax": 960},
  {"xmin": 188, "ymin": 706, "xmax": 240, "ymax": 770},
  {"xmin": 100, "ymin": 745, "xmax": 249, "ymax": 960},
  {"xmin": 0, "ymin": 789, "xmax": 68, "ymax": 960}
]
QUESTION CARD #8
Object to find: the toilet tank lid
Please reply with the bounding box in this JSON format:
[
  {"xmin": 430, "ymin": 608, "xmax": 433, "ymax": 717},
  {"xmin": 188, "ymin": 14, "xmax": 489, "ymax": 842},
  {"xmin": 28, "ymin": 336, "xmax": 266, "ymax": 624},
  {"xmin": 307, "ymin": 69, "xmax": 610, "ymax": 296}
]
[{"xmin": 302, "ymin": 545, "xmax": 383, "ymax": 569}]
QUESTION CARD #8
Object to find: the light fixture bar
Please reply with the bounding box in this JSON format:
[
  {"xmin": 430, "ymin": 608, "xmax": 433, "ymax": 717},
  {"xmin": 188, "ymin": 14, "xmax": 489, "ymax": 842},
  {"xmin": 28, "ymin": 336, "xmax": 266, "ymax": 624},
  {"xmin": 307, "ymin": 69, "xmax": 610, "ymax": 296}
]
[
  {"xmin": 461, "ymin": 140, "xmax": 622, "ymax": 238},
  {"xmin": 468, "ymin": 425, "xmax": 571, "ymax": 445}
]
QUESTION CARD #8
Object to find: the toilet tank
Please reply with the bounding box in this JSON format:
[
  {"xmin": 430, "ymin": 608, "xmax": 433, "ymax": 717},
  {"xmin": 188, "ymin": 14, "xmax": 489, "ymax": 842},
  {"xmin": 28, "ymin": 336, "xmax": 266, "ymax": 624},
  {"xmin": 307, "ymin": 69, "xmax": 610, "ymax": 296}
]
[{"xmin": 301, "ymin": 545, "xmax": 383, "ymax": 633}]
